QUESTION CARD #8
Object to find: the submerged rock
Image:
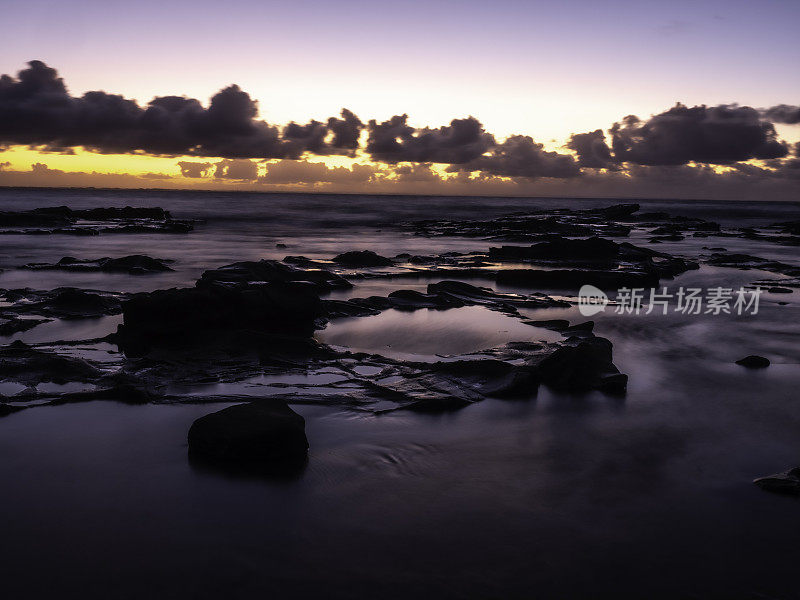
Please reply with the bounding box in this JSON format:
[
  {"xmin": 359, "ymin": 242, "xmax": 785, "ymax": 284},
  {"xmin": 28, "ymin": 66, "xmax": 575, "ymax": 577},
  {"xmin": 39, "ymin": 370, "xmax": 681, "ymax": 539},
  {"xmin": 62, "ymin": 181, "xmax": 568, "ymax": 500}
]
[
  {"xmin": 754, "ymin": 467, "xmax": 800, "ymax": 496},
  {"xmin": 332, "ymin": 250, "xmax": 394, "ymax": 267},
  {"xmin": 188, "ymin": 401, "xmax": 308, "ymax": 464},
  {"xmin": 735, "ymin": 355, "xmax": 770, "ymax": 369}
]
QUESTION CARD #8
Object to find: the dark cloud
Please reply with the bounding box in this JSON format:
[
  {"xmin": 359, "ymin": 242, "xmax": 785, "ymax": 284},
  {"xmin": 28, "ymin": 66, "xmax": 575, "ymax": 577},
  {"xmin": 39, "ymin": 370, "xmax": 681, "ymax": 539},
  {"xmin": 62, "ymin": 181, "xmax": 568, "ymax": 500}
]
[
  {"xmin": 0, "ymin": 61, "xmax": 359, "ymax": 159},
  {"xmin": 610, "ymin": 103, "xmax": 788, "ymax": 166},
  {"xmin": 327, "ymin": 109, "xmax": 364, "ymax": 152},
  {"xmin": 0, "ymin": 160, "xmax": 11, "ymax": 170},
  {"xmin": 177, "ymin": 161, "xmax": 214, "ymax": 178},
  {"xmin": 258, "ymin": 160, "xmax": 375, "ymax": 185},
  {"xmin": 762, "ymin": 104, "xmax": 800, "ymax": 125},
  {"xmin": 366, "ymin": 115, "xmax": 495, "ymax": 164},
  {"xmin": 452, "ymin": 135, "xmax": 580, "ymax": 179},
  {"xmin": 214, "ymin": 159, "xmax": 259, "ymax": 180},
  {"xmin": 566, "ymin": 129, "xmax": 614, "ymax": 168}
]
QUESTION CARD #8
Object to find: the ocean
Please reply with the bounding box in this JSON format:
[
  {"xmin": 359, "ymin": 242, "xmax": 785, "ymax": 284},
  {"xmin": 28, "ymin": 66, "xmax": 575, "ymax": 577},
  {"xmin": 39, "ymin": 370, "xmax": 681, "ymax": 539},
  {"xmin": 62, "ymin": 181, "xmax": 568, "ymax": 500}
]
[{"xmin": 1, "ymin": 187, "xmax": 799, "ymax": 599}]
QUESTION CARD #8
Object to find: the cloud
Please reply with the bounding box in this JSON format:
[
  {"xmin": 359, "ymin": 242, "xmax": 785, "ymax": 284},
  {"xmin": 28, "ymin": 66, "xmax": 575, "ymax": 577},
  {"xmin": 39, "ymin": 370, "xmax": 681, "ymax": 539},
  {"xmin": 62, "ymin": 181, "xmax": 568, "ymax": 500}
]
[
  {"xmin": 259, "ymin": 160, "xmax": 376, "ymax": 185},
  {"xmin": 366, "ymin": 115, "xmax": 495, "ymax": 164},
  {"xmin": 178, "ymin": 161, "xmax": 214, "ymax": 178},
  {"xmin": 566, "ymin": 129, "xmax": 614, "ymax": 168},
  {"xmin": 214, "ymin": 159, "xmax": 259, "ymax": 180},
  {"xmin": 610, "ymin": 103, "xmax": 788, "ymax": 166},
  {"xmin": 762, "ymin": 104, "xmax": 800, "ymax": 125},
  {"xmin": 0, "ymin": 61, "xmax": 361, "ymax": 160},
  {"xmin": 0, "ymin": 160, "xmax": 10, "ymax": 170},
  {"xmin": 451, "ymin": 135, "xmax": 580, "ymax": 179}
]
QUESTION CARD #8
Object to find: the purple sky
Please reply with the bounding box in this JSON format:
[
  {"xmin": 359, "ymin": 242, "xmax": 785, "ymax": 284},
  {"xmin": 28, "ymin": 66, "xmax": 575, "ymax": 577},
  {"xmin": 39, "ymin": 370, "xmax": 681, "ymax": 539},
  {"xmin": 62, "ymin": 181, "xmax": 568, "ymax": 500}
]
[{"xmin": 2, "ymin": 0, "xmax": 798, "ymax": 140}]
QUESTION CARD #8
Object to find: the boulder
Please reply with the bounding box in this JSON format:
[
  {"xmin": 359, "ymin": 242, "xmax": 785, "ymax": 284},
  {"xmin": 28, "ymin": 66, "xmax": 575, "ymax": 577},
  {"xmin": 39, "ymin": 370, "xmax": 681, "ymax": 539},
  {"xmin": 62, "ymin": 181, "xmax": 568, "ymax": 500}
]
[
  {"xmin": 188, "ymin": 402, "xmax": 308, "ymax": 464},
  {"xmin": 533, "ymin": 336, "xmax": 627, "ymax": 393},
  {"xmin": 735, "ymin": 355, "xmax": 770, "ymax": 369},
  {"xmin": 332, "ymin": 250, "xmax": 393, "ymax": 267}
]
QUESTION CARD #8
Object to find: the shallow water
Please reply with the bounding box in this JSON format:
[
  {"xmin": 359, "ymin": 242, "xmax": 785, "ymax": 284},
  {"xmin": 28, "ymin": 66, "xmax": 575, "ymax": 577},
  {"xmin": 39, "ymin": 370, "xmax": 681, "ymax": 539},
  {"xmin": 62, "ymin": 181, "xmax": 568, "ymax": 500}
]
[{"xmin": 1, "ymin": 188, "xmax": 800, "ymax": 598}]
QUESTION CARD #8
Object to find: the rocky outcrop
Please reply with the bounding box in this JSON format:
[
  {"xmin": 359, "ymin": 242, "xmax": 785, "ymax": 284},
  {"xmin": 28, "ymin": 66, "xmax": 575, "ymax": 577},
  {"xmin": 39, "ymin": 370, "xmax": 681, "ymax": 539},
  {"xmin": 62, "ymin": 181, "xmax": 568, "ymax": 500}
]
[
  {"xmin": 0, "ymin": 206, "xmax": 193, "ymax": 235},
  {"xmin": 532, "ymin": 336, "xmax": 628, "ymax": 394},
  {"xmin": 332, "ymin": 250, "xmax": 394, "ymax": 267},
  {"xmin": 0, "ymin": 287, "xmax": 126, "ymax": 319},
  {"xmin": 22, "ymin": 255, "xmax": 173, "ymax": 275},
  {"xmin": 0, "ymin": 340, "xmax": 102, "ymax": 386}
]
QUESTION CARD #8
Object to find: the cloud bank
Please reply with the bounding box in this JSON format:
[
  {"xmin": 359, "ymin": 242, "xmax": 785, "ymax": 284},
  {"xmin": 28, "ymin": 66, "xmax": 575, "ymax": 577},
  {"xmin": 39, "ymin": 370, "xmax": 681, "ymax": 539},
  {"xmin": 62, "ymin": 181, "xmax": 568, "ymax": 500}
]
[{"xmin": 1, "ymin": 61, "xmax": 799, "ymax": 198}]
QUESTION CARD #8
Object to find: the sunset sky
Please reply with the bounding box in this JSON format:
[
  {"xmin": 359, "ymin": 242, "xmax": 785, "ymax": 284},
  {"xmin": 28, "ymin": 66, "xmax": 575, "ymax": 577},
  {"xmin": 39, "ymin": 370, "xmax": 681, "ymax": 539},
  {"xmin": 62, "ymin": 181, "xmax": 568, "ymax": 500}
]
[{"xmin": 1, "ymin": 0, "xmax": 799, "ymax": 199}]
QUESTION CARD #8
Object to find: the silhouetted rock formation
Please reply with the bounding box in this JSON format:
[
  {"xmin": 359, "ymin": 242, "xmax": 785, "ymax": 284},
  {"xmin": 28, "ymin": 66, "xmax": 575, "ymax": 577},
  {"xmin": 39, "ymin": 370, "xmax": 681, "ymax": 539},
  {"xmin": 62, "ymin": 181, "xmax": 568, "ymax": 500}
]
[
  {"xmin": 735, "ymin": 355, "xmax": 770, "ymax": 368},
  {"xmin": 0, "ymin": 206, "xmax": 193, "ymax": 235},
  {"xmin": 332, "ymin": 250, "xmax": 394, "ymax": 267},
  {"xmin": 188, "ymin": 401, "xmax": 308, "ymax": 464},
  {"xmin": 23, "ymin": 255, "xmax": 173, "ymax": 275}
]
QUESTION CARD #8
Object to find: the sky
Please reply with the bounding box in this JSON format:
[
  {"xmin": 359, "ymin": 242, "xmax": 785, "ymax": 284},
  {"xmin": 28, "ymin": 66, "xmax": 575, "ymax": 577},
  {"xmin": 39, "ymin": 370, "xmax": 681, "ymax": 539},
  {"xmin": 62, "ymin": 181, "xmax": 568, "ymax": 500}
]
[{"xmin": 0, "ymin": 0, "xmax": 799, "ymax": 199}]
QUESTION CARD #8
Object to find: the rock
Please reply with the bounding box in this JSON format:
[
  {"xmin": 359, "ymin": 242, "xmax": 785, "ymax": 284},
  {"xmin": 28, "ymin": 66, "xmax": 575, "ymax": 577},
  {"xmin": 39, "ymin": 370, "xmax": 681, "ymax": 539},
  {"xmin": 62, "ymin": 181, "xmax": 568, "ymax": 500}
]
[
  {"xmin": 533, "ymin": 336, "xmax": 627, "ymax": 393},
  {"xmin": 0, "ymin": 316, "xmax": 50, "ymax": 335},
  {"xmin": 754, "ymin": 467, "xmax": 800, "ymax": 496},
  {"xmin": 0, "ymin": 287, "xmax": 126, "ymax": 319},
  {"xmin": 496, "ymin": 268, "xmax": 659, "ymax": 290},
  {"xmin": 0, "ymin": 206, "xmax": 192, "ymax": 235},
  {"xmin": 523, "ymin": 319, "xmax": 570, "ymax": 331},
  {"xmin": 0, "ymin": 341, "xmax": 102, "ymax": 386},
  {"xmin": 768, "ymin": 287, "xmax": 793, "ymax": 294},
  {"xmin": 0, "ymin": 403, "xmax": 25, "ymax": 418},
  {"xmin": 490, "ymin": 236, "xmax": 621, "ymax": 261},
  {"xmin": 735, "ymin": 355, "xmax": 770, "ymax": 368},
  {"xmin": 332, "ymin": 250, "xmax": 394, "ymax": 267},
  {"xmin": 198, "ymin": 259, "xmax": 351, "ymax": 292},
  {"xmin": 188, "ymin": 401, "xmax": 308, "ymax": 464},
  {"xmin": 118, "ymin": 282, "xmax": 324, "ymax": 350},
  {"xmin": 23, "ymin": 255, "xmax": 173, "ymax": 275}
]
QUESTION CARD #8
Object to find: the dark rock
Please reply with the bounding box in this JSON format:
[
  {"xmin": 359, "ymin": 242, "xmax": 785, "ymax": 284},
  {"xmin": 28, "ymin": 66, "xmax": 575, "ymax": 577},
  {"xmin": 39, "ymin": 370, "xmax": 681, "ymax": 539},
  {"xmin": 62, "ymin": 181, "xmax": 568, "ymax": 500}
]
[
  {"xmin": 0, "ymin": 316, "xmax": 50, "ymax": 335},
  {"xmin": 523, "ymin": 319, "xmax": 570, "ymax": 331},
  {"xmin": 0, "ymin": 403, "xmax": 25, "ymax": 418},
  {"xmin": 490, "ymin": 236, "xmax": 621, "ymax": 261},
  {"xmin": 497, "ymin": 268, "xmax": 658, "ymax": 290},
  {"xmin": 118, "ymin": 282, "xmax": 324, "ymax": 350},
  {"xmin": 198, "ymin": 259, "xmax": 351, "ymax": 292},
  {"xmin": 188, "ymin": 401, "xmax": 308, "ymax": 464},
  {"xmin": 735, "ymin": 355, "xmax": 770, "ymax": 368},
  {"xmin": 0, "ymin": 341, "xmax": 102, "ymax": 386},
  {"xmin": 0, "ymin": 287, "xmax": 125, "ymax": 319},
  {"xmin": 754, "ymin": 467, "xmax": 800, "ymax": 496},
  {"xmin": 23, "ymin": 255, "xmax": 173, "ymax": 275},
  {"xmin": 533, "ymin": 336, "xmax": 627, "ymax": 393},
  {"xmin": 332, "ymin": 250, "xmax": 394, "ymax": 267},
  {"xmin": 0, "ymin": 206, "xmax": 192, "ymax": 235}
]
